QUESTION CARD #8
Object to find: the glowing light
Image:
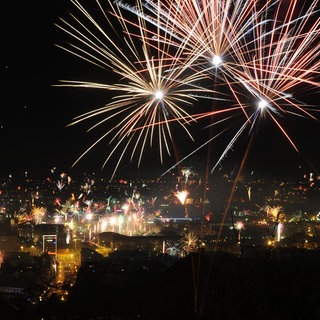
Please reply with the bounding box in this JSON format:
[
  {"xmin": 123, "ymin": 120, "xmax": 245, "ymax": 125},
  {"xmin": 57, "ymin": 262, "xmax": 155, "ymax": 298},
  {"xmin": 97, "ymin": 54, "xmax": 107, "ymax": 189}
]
[
  {"xmin": 258, "ymin": 99, "xmax": 268, "ymax": 110},
  {"xmin": 86, "ymin": 213, "xmax": 93, "ymax": 221},
  {"xmin": 266, "ymin": 205, "xmax": 283, "ymax": 221},
  {"xmin": 179, "ymin": 231, "xmax": 198, "ymax": 254},
  {"xmin": 277, "ymin": 222, "xmax": 283, "ymax": 242},
  {"xmin": 234, "ymin": 221, "xmax": 245, "ymax": 244},
  {"xmin": 234, "ymin": 221, "xmax": 244, "ymax": 231},
  {"xmin": 212, "ymin": 55, "xmax": 222, "ymax": 67},
  {"xmin": 175, "ymin": 190, "xmax": 188, "ymax": 205},
  {"xmin": 155, "ymin": 90, "xmax": 163, "ymax": 100}
]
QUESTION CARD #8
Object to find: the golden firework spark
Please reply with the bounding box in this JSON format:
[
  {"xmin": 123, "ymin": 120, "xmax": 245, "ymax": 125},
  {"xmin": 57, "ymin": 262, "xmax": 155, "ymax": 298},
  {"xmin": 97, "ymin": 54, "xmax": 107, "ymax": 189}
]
[
  {"xmin": 55, "ymin": 0, "xmax": 212, "ymax": 178},
  {"xmin": 175, "ymin": 190, "xmax": 188, "ymax": 205}
]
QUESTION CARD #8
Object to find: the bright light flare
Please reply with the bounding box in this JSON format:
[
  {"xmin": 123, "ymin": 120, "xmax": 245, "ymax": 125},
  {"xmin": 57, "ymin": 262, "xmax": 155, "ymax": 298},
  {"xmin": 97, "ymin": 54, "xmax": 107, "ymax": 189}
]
[
  {"xmin": 258, "ymin": 99, "xmax": 268, "ymax": 110},
  {"xmin": 234, "ymin": 221, "xmax": 245, "ymax": 231},
  {"xmin": 155, "ymin": 90, "xmax": 164, "ymax": 100},
  {"xmin": 175, "ymin": 190, "xmax": 188, "ymax": 205},
  {"xmin": 212, "ymin": 55, "xmax": 222, "ymax": 67}
]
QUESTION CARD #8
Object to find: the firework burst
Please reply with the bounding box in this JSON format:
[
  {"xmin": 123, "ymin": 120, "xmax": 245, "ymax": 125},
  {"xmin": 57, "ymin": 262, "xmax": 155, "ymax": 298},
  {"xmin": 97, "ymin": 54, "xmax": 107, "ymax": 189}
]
[
  {"xmin": 179, "ymin": 231, "xmax": 199, "ymax": 254},
  {"xmin": 56, "ymin": 0, "xmax": 212, "ymax": 178},
  {"xmin": 175, "ymin": 190, "xmax": 188, "ymax": 205},
  {"xmin": 121, "ymin": 0, "xmax": 320, "ymax": 174},
  {"xmin": 231, "ymin": 0, "xmax": 320, "ymax": 150},
  {"xmin": 31, "ymin": 206, "xmax": 47, "ymax": 225},
  {"xmin": 56, "ymin": 0, "xmax": 320, "ymax": 177}
]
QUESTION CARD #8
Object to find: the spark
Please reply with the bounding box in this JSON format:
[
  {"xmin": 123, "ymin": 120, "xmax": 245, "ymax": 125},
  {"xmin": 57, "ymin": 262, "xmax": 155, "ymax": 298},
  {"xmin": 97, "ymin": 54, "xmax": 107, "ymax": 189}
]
[
  {"xmin": 155, "ymin": 90, "xmax": 164, "ymax": 100},
  {"xmin": 31, "ymin": 206, "xmax": 47, "ymax": 225},
  {"xmin": 175, "ymin": 190, "xmax": 188, "ymax": 205},
  {"xmin": 234, "ymin": 221, "xmax": 245, "ymax": 231},
  {"xmin": 266, "ymin": 205, "xmax": 283, "ymax": 221},
  {"xmin": 179, "ymin": 231, "xmax": 198, "ymax": 254},
  {"xmin": 258, "ymin": 99, "xmax": 268, "ymax": 110},
  {"xmin": 212, "ymin": 55, "xmax": 222, "ymax": 67}
]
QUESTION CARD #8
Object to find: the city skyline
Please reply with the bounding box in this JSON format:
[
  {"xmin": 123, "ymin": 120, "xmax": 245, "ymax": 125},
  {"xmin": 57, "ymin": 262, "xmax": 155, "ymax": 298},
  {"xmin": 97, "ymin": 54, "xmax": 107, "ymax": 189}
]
[
  {"xmin": 3, "ymin": 0, "xmax": 320, "ymax": 180},
  {"xmin": 1, "ymin": 143, "xmax": 320, "ymax": 319}
]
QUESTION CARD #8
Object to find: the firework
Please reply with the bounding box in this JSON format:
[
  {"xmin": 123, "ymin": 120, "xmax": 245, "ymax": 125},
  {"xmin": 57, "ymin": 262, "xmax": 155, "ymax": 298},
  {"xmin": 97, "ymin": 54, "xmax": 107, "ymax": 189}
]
[
  {"xmin": 56, "ymin": 0, "xmax": 320, "ymax": 179},
  {"xmin": 266, "ymin": 205, "xmax": 284, "ymax": 221},
  {"xmin": 179, "ymin": 231, "xmax": 198, "ymax": 254},
  {"xmin": 189, "ymin": 0, "xmax": 320, "ymax": 172},
  {"xmin": 231, "ymin": 0, "xmax": 320, "ymax": 150},
  {"xmin": 234, "ymin": 220, "xmax": 245, "ymax": 231},
  {"xmin": 56, "ymin": 0, "xmax": 213, "ymax": 178},
  {"xmin": 234, "ymin": 220, "xmax": 245, "ymax": 243},
  {"xmin": 31, "ymin": 206, "xmax": 47, "ymax": 224},
  {"xmin": 142, "ymin": 1, "xmax": 262, "ymax": 74},
  {"xmin": 175, "ymin": 190, "xmax": 188, "ymax": 205},
  {"xmin": 56, "ymin": 180, "xmax": 65, "ymax": 191},
  {"xmin": 277, "ymin": 222, "xmax": 283, "ymax": 242},
  {"xmin": 116, "ymin": 0, "xmax": 267, "ymax": 173}
]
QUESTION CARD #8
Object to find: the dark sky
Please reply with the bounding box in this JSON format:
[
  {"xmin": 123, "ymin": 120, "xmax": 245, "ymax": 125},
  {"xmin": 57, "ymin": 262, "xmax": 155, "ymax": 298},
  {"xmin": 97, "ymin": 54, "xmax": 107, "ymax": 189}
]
[{"xmin": 3, "ymin": 0, "xmax": 320, "ymax": 180}]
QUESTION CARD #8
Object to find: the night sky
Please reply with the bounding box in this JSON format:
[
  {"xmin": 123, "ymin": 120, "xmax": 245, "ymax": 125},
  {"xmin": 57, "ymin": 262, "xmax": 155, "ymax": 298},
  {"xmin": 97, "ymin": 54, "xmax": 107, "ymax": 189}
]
[{"xmin": 3, "ymin": 0, "xmax": 320, "ymax": 180}]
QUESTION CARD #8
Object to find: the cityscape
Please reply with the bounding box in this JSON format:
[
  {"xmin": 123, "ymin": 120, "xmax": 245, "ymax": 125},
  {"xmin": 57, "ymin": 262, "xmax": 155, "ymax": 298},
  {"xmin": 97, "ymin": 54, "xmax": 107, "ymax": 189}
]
[
  {"xmin": 3, "ymin": 0, "xmax": 320, "ymax": 319},
  {"xmin": 1, "ymin": 165, "xmax": 320, "ymax": 319}
]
